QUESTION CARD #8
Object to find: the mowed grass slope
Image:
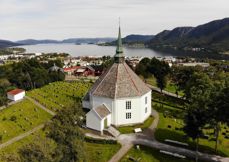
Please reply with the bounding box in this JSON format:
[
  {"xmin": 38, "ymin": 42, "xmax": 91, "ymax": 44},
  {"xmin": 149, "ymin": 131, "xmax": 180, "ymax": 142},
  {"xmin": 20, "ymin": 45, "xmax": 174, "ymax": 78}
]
[
  {"xmin": 27, "ymin": 81, "xmax": 91, "ymax": 112},
  {"xmin": 0, "ymin": 99, "xmax": 52, "ymax": 143}
]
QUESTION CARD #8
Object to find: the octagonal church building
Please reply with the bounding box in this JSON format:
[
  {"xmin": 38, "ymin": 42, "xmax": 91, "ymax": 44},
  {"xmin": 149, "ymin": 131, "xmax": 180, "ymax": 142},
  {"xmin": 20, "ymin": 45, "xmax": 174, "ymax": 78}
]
[{"xmin": 83, "ymin": 26, "xmax": 152, "ymax": 132}]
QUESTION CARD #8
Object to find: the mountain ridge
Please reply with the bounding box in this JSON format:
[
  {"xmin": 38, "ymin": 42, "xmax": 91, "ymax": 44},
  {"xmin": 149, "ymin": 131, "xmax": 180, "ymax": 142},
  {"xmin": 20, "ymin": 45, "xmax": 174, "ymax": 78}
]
[{"xmin": 147, "ymin": 17, "xmax": 229, "ymax": 53}]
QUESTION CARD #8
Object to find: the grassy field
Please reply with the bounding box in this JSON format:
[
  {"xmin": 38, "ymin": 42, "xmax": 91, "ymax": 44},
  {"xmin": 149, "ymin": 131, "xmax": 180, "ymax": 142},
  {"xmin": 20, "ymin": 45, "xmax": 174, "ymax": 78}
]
[
  {"xmin": 0, "ymin": 99, "xmax": 52, "ymax": 143},
  {"xmin": 27, "ymin": 81, "xmax": 91, "ymax": 112},
  {"xmin": 117, "ymin": 116, "xmax": 154, "ymax": 134},
  {"xmin": 153, "ymin": 93, "xmax": 229, "ymax": 156},
  {"xmin": 120, "ymin": 145, "xmax": 194, "ymax": 162}
]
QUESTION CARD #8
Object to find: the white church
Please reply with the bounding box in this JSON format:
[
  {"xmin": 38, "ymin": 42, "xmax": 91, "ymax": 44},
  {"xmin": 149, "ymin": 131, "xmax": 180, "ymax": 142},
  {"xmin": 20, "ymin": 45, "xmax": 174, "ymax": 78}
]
[{"xmin": 83, "ymin": 26, "xmax": 152, "ymax": 132}]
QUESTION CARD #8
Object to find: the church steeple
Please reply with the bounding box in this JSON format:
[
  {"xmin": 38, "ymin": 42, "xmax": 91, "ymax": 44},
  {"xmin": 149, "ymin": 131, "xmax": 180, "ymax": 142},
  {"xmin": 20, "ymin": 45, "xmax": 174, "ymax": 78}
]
[{"xmin": 114, "ymin": 23, "xmax": 125, "ymax": 63}]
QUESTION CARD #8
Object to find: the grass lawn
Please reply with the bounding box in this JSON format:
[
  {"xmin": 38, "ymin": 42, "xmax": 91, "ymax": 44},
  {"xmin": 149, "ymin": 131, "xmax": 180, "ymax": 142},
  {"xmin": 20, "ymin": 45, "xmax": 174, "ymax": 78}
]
[
  {"xmin": 117, "ymin": 116, "xmax": 154, "ymax": 134},
  {"xmin": 153, "ymin": 102, "xmax": 229, "ymax": 156},
  {"xmin": 85, "ymin": 142, "xmax": 121, "ymax": 162},
  {"xmin": 120, "ymin": 145, "xmax": 194, "ymax": 162},
  {"xmin": 27, "ymin": 81, "xmax": 91, "ymax": 112},
  {"xmin": 0, "ymin": 99, "xmax": 52, "ymax": 143}
]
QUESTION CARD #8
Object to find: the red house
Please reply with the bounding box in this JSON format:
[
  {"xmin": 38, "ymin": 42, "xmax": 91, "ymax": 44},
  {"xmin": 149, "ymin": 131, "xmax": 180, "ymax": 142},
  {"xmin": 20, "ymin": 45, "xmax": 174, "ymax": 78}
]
[
  {"xmin": 75, "ymin": 66, "xmax": 95, "ymax": 77},
  {"xmin": 64, "ymin": 66, "xmax": 81, "ymax": 75}
]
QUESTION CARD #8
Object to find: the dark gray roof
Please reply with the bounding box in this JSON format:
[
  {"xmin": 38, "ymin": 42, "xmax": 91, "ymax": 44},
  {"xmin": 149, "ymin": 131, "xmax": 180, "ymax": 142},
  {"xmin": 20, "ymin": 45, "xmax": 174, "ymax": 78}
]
[
  {"xmin": 49, "ymin": 63, "xmax": 64, "ymax": 72},
  {"xmin": 88, "ymin": 62, "xmax": 151, "ymax": 99},
  {"xmin": 94, "ymin": 104, "xmax": 111, "ymax": 119}
]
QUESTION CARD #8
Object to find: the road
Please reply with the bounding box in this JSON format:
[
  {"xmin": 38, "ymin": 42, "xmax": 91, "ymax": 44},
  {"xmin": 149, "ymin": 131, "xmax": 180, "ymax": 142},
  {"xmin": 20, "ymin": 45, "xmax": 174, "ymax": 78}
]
[{"xmin": 108, "ymin": 109, "xmax": 229, "ymax": 162}]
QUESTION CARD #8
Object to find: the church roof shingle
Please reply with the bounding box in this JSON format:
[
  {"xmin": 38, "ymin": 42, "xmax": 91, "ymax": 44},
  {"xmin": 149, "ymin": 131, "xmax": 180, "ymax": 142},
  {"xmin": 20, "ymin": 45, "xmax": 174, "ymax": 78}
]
[{"xmin": 88, "ymin": 62, "xmax": 151, "ymax": 99}]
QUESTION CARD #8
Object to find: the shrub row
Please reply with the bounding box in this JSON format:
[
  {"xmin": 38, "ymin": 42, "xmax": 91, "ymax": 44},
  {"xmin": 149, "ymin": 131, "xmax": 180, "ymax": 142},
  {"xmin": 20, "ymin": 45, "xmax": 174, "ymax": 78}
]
[{"xmin": 85, "ymin": 136, "xmax": 117, "ymax": 144}]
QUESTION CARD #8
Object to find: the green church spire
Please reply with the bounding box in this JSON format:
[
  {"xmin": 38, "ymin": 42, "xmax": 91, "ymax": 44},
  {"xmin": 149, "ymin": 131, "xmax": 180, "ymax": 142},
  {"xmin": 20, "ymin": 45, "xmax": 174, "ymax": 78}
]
[{"xmin": 114, "ymin": 22, "xmax": 125, "ymax": 63}]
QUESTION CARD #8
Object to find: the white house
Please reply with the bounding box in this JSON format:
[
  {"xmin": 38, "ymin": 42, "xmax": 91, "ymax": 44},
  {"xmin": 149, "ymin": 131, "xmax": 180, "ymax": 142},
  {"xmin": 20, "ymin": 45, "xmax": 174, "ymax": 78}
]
[
  {"xmin": 7, "ymin": 89, "xmax": 25, "ymax": 101},
  {"xmin": 83, "ymin": 26, "xmax": 152, "ymax": 132}
]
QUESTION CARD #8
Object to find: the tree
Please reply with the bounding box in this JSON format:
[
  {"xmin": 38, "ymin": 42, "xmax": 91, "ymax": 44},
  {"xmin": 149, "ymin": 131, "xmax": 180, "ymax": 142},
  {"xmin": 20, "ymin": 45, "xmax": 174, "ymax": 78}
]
[
  {"xmin": 150, "ymin": 58, "xmax": 170, "ymax": 92},
  {"xmin": 19, "ymin": 143, "xmax": 52, "ymax": 162},
  {"xmin": 0, "ymin": 78, "xmax": 11, "ymax": 106},
  {"xmin": 185, "ymin": 72, "xmax": 213, "ymax": 101},
  {"xmin": 171, "ymin": 66, "xmax": 202, "ymax": 95},
  {"xmin": 184, "ymin": 102, "xmax": 208, "ymax": 162},
  {"xmin": 135, "ymin": 57, "xmax": 151, "ymax": 79},
  {"xmin": 184, "ymin": 72, "xmax": 213, "ymax": 162},
  {"xmin": 46, "ymin": 103, "xmax": 85, "ymax": 162},
  {"xmin": 208, "ymin": 86, "xmax": 229, "ymax": 152}
]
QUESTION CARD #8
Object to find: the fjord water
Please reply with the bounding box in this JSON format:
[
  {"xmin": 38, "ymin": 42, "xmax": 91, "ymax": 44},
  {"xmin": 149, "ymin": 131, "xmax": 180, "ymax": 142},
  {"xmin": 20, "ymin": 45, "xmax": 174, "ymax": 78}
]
[{"xmin": 19, "ymin": 44, "xmax": 171, "ymax": 57}]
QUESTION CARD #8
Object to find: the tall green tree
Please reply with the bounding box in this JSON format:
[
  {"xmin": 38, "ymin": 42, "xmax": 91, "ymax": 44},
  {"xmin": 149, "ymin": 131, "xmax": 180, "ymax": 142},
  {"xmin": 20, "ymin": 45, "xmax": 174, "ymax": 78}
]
[
  {"xmin": 0, "ymin": 78, "xmax": 11, "ymax": 106},
  {"xmin": 135, "ymin": 57, "xmax": 151, "ymax": 79},
  {"xmin": 46, "ymin": 103, "xmax": 85, "ymax": 162},
  {"xmin": 209, "ymin": 86, "xmax": 229, "ymax": 152},
  {"xmin": 150, "ymin": 58, "xmax": 170, "ymax": 92},
  {"xmin": 185, "ymin": 72, "xmax": 213, "ymax": 101},
  {"xmin": 184, "ymin": 72, "xmax": 213, "ymax": 162}
]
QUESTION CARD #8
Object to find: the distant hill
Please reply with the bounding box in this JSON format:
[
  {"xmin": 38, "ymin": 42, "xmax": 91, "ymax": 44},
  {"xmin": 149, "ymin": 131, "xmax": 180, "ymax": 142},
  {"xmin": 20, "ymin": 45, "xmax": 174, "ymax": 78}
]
[
  {"xmin": 104, "ymin": 34, "xmax": 154, "ymax": 46},
  {"xmin": 62, "ymin": 38, "xmax": 115, "ymax": 44},
  {"xmin": 0, "ymin": 40, "xmax": 20, "ymax": 48},
  {"xmin": 16, "ymin": 39, "xmax": 61, "ymax": 45},
  {"xmin": 147, "ymin": 18, "xmax": 229, "ymax": 53},
  {"xmin": 16, "ymin": 38, "xmax": 116, "ymax": 45}
]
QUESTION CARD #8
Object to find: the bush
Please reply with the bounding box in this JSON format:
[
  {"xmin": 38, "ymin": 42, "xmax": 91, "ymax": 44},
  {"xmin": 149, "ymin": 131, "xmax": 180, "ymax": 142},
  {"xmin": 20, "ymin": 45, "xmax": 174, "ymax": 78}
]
[
  {"xmin": 0, "ymin": 134, "xmax": 2, "ymax": 142},
  {"xmin": 10, "ymin": 115, "xmax": 17, "ymax": 122},
  {"xmin": 85, "ymin": 136, "xmax": 117, "ymax": 144}
]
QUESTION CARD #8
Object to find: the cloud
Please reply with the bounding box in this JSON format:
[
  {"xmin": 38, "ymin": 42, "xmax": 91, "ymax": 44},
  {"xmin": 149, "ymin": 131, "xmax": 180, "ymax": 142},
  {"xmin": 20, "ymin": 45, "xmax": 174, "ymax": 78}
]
[{"xmin": 0, "ymin": 0, "xmax": 228, "ymax": 40}]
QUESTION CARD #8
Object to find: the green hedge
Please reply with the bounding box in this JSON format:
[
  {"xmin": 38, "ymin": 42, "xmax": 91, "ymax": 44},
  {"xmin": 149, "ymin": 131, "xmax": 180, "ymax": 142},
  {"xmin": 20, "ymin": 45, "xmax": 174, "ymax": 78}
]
[{"xmin": 85, "ymin": 136, "xmax": 117, "ymax": 144}]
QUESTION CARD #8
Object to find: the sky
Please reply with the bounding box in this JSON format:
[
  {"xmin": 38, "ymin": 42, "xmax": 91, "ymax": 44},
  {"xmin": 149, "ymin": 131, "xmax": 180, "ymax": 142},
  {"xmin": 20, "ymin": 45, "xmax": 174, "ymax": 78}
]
[{"xmin": 0, "ymin": 0, "xmax": 228, "ymax": 41}]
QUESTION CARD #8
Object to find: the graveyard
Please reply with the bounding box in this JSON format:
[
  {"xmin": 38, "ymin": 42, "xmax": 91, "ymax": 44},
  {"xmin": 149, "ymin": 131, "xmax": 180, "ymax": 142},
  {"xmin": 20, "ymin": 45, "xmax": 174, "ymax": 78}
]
[
  {"xmin": 0, "ymin": 99, "xmax": 52, "ymax": 143},
  {"xmin": 153, "ymin": 92, "xmax": 229, "ymax": 156},
  {"xmin": 27, "ymin": 81, "xmax": 92, "ymax": 111}
]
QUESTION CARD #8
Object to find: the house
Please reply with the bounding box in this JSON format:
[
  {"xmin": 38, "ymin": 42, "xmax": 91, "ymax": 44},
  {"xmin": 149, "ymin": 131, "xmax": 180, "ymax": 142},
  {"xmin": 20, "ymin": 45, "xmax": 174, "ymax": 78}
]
[
  {"xmin": 177, "ymin": 62, "xmax": 210, "ymax": 68},
  {"xmin": 64, "ymin": 66, "xmax": 81, "ymax": 75},
  {"xmin": 7, "ymin": 89, "xmax": 25, "ymax": 101},
  {"xmin": 83, "ymin": 26, "xmax": 152, "ymax": 132},
  {"xmin": 48, "ymin": 63, "xmax": 64, "ymax": 73},
  {"xmin": 75, "ymin": 66, "xmax": 95, "ymax": 76}
]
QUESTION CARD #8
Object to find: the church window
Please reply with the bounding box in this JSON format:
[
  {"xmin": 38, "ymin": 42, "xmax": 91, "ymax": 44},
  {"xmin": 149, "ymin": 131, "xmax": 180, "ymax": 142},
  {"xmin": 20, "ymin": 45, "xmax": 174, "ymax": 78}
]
[
  {"xmin": 145, "ymin": 96, "xmax": 147, "ymax": 104},
  {"xmin": 126, "ymin": 112, "xmax": 131, "ymax": 119},
  {"xmin": 126, "ymin": 101, "xmax": 131, "ymax": 109},
  {"xmin": 145, "ymin": 107, "xmax": 147, "ymax": 113}
]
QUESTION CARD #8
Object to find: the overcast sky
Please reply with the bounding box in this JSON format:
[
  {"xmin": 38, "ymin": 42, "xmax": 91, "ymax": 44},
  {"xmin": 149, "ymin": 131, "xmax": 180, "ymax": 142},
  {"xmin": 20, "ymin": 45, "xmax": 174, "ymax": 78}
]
[{"xmin": 0, "ymin": 0, "xmax": 228, "ymax": 41}]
